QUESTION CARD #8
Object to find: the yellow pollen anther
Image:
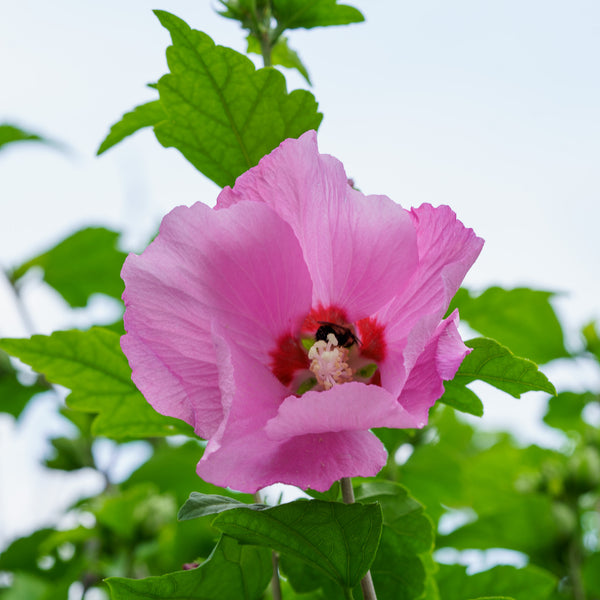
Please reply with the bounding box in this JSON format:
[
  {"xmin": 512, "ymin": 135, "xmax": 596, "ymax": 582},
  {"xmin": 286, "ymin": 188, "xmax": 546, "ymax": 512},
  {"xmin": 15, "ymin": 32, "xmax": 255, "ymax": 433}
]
[{"xmin": 308, "ymin": 333, "xmax": 353, "ymax": 390}]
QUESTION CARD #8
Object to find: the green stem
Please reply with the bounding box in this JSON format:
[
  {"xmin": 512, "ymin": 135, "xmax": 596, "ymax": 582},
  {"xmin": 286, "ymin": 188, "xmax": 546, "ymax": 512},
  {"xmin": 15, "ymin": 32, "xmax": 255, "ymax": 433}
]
[
  {"xmin": 255, "ymin": 491, "xmax": 282, "ymax": 600},
  {"xmin": 259, "ymin": 32, "xmax": 272, "ymax": 68},
  {"xmin": 252, "ymin": 0, "xmax": 273, "ymax": 67},
  {"xmin": 271, "ymin": 551, "xmax": 282, "ymax": 600},
  {"xmin": 340, "ymin": 478, "xmax": 378, "ymax": 600},
  {"xmin": 2, "ymin": 268, "xmax": 35, "ymax": 335}
]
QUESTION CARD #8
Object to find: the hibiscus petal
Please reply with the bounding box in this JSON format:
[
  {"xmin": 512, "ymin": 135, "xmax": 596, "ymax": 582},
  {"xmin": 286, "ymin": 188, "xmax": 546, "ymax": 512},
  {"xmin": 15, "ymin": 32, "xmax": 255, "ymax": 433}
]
[
  {"xmin": 198, "ymin": 429, "xmax": 387, "ymax": 493},
  {"xmin": 216, "ymin": 131, "xmax": 419, "ymax": 322},
  {"xmin": 197, "ymin": 330, "xmax": 388, "ymax": 493},
  {"xmin": 121, "ymin": 333, "xmax": 221, "ymax": 439},
  {"xmin": 204, "ymin": 325, "xmax": 286, "ymax": 454},
  {"xmin": 378, "ymin": 203, "xmax": 484, "ymax": 396},
  {"xmin": 122, "ymin": 200, "xmax": 312, "ymax": 438},
  {"xmin": 265, "ymin": 381, "xmax": 421, "ymax": 441},
  {"xmin": 397, "ymin": 310, "xmax": 470, "ymax": 425}
]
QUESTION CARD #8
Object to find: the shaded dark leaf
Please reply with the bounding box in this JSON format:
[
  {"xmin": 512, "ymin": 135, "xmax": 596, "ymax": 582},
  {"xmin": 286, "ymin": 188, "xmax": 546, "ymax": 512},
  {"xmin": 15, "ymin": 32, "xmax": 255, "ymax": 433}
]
[
  {"xmin": 213, "ymin": 499, "xmax": 382, "ymax": 589},
  {"xmin": 106, "ymin": 535, "xmax": 271, "ymax": 600}
]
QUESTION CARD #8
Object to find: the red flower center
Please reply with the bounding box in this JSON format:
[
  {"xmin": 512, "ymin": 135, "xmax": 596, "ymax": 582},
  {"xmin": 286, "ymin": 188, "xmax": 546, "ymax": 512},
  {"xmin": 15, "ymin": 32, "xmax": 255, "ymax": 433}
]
[{"xmin": 269, "ymin": 305, "xmax": 387, "ymax": 390}]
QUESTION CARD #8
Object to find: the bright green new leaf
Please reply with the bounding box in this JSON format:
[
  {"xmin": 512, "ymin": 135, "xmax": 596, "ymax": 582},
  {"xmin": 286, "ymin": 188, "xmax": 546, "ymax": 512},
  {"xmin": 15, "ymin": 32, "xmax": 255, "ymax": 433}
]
[
  {"xmin": 436, "ymin": 564, "xmax": 556, "ymax": 600},
  {"xmin": 106, "ymin": 535, "xmax": 271, "ymax": 600},
  {"xmin": 97, "ymin": 100, "xmax": 166, "ymax": 155},
  {"xmin": 11, "ymin": 227, "xmax": 128, "ymax": 308},
  {"xmin": 454, "ymin": 338, "xmax": 556, "ymax": 397},
  {"xmin": 153, "ymin": 11, "xmax": 323, "ymax": 187},
  {"xmin": 178, "ymin": 493, "xmax": 266, "ymax": 520},
  {"xmin": 0, "ymin": 327, "xmax": 192, "ymax": 439},
  {"xmin": 439, "ymin": 379, "xmax": 484, "ymax": 417},
  {"xmin": 247, "ymin": 34, "xmax": 312, "ymax": 83},
  {"xmin": 272, "ymin": 0, "xmax": 364, "ymax": 30},
  {"xmin": 451, "ymin": 287, "xmax": 568, "ymax": 364},
  {"xmin": 213, "ymin": 499, "xmax": 382, "ymax": 589},
  {"xmin": 0, "ymin": 123, "xmax": 48, "ymax": 150}
]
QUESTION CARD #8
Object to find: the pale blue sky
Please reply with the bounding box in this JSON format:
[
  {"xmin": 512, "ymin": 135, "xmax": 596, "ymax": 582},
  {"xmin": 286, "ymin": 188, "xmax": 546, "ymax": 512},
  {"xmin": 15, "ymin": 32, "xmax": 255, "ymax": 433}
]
[{"xmin": 1, "ymin": 0, "xmax": 599, "ymax": 551}]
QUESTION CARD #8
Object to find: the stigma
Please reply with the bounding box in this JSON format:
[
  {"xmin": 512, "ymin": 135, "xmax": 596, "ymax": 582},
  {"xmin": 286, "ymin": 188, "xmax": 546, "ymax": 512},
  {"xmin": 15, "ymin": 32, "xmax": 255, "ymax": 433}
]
[{"xmin": 307, "ymin": 333, "xmax": 353, "ymax": 390}]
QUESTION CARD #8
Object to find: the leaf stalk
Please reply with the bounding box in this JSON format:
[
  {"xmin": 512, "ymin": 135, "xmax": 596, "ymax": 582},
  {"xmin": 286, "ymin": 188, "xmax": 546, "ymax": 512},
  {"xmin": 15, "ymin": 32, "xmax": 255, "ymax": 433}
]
[{"xmin": 340, "ymin": 477, "xmax": 378, "ymax": 600}]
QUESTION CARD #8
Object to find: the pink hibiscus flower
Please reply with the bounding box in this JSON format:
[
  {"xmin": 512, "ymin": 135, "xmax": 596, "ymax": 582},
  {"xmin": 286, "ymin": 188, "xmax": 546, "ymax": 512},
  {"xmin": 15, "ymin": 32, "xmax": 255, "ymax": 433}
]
[{"xmin": 121, "ymin": 131, "xmax": 483, "ymax": 493}]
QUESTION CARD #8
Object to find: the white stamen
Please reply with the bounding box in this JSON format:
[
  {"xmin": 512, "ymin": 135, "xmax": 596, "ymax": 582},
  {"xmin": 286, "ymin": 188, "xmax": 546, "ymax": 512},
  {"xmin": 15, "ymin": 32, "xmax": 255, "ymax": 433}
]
[{"xmin": 308, "ymin": 333, "xmax": 353, "ymax": 390}]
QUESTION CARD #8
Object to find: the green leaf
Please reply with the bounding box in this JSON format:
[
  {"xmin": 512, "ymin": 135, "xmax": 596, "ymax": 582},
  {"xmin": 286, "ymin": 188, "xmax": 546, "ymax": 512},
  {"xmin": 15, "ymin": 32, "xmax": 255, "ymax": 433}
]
[
  {"xmin": 0, "ymin": 327, "xmax": 192, "ymax": 439},
  {"xmin": 399, "ymin": 408, "xmax": 475, "ymax": 522},
  {"xmin": 440, "ymin": 495, "xmax": 561, "ymax": 555},
  {"xmin": 453, "ymin": 338, "xmax": 556, "ymax": 398},
  {"xmin": 178, "ymin": 493, "xmax": 266, "ymax": 520},
  {"xmin": 44, "ymin": 435, "xmax": 95, "ymax": 471},
  {"xmin": 11, "ymin": 227, "xmax": 127, "ymax": 308},
  {"xmin": 106, "ymin": 535, "xmax": 271, "ymax": 600},
  {"xmin": 0, "ymin": 573, "xmax": 70, "ymax": 600},
  {"xmin": 305, "ymin": 481, "xmax": 341, "ymax": 502},
  {"xmin": 213, "ymin": 499, "xmax": 382, "ymax": 589},
  {"xmin": 0, "ymin": 527, "xmax": 86, "ymax": 583},
  {"xmin": 0, "ymin": 529, "xmax": 55, "ymax": 575},
  {"xmin": 95, "ymin": 483, "xmax": 177, "ymax": 541},
  {"xmin": 153, "ymin": 11, "xmax": 323, "ymax": 187},
  {"xmin": 97, "ymin": 100, "xmax": 166, "ymax": 155},
  {"xmin": 371, "ymin": 527, "xmax": 427, "ymax": 600},
  {"xmin": 439, "ymin": 379, "xmax": 484, "ymax": 417},
  {"xmin": 0, "ymin": 349, "xmax": 48, "ymax": 418},
  {"xmin": 278, "ymin": 554, "xmax": 335, "ymax": 595},
  {"xmin": 436, "ymin": 564, "xmax": 556, "ymax": 600},
  {"xmin": 123, "ymin": 441, "xmax": 248, "ymax": 567},
  {"xmin": 272, "ymin": 0, "xmax": 365, "ymax": 30},
  {"xmin": 0, "ymin": 123, "xmax": 48, "ymax": 150},
  {"xmin": 582, "ymin": 321, "xmax": 600, "ymax": 363},
  {"xmin": 583, "ymin": 552, "xmax": 600, "ymax": 596},
  {"xmin": 247, "ymin": 34, "xmax": 312, "ymax": 84},
  {"xmin": 451, "ymin": 287, "xmax": 568, "ymax": 364},
  {"xmin": 356, "ymin": 481, "xmax": 434, "ymax": 554},
  {"xmin": 355, "ymin": 482, "xmax": 433, "ymax": 600},
  {"xmin": 543, "ymin": 391, "xmax": 596, "ymax": 434}
]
